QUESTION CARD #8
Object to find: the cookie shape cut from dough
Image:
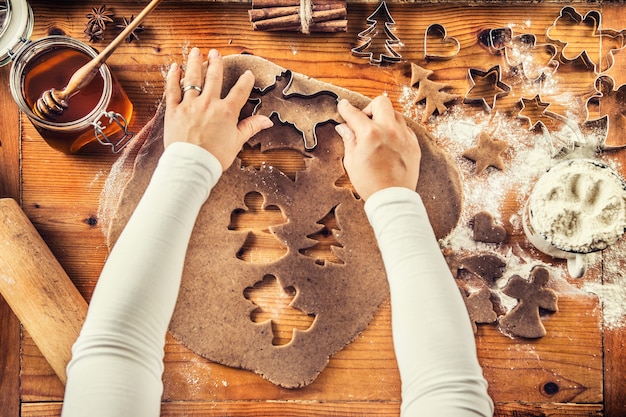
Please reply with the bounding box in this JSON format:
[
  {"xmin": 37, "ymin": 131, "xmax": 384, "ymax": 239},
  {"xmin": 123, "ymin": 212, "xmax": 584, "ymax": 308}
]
[
  {"xmin": 473, "ymin": 211, "xmax": 507, "ymax": 243},
  {"xmin": 499, "ymin": 266, "xmax": 558, "ymax": 338},
  {"xmin": 460, "ymin": 286, "xmax": 498, "ymax": 334},
  {"xmin": 462, "ymin": 131, "xmax": 508, "ymax": 174},
  {"xmin": 458, "ymin": 252, "xmax": 507, "ymax": 286},
  {"xmin": 410, "ymin": 62, "xmax": 458, "ymax": 123},
  {"xmin": 102, "ymin": 54, "xmax": 463, "ymax": 388}
]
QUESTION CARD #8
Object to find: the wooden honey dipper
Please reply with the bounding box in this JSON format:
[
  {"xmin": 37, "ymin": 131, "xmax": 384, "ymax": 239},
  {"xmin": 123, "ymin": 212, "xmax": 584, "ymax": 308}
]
[{"xmin": 33, "ymin": 0, "xmax": 162, "ymax": 120}]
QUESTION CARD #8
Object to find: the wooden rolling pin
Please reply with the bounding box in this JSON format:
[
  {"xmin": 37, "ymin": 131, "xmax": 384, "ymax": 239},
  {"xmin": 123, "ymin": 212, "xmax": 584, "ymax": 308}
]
[{"xmin": 0, "ymin": 198, "xmax": 87, "ymax": 384}]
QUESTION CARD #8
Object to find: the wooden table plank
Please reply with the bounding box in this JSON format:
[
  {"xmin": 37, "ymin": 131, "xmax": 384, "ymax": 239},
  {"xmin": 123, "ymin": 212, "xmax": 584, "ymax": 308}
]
[
  {"xmin": 0, "ymin": 63, "xmax": 22, "ymax": 417},
  {"xmin": 6, "ymin": 1, "xmax": 625, "ymax": 416}
]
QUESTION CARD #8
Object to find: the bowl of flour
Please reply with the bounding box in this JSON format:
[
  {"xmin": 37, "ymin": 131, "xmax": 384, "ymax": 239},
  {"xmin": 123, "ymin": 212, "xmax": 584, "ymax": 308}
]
[{"xmin": 523, "ymin": 158, "xmax": 626, "ymax": 277}]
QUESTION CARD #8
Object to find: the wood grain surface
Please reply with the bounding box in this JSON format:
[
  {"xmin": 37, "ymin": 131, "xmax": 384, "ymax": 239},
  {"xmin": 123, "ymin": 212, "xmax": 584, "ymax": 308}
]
[{"xmin": 1, "ymin": 1, "xmax": 624, "ymax": 416}]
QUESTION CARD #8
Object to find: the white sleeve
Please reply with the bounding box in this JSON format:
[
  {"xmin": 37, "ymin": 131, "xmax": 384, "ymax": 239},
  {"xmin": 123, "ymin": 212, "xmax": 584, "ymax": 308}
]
[
  {"xmin": 364, "ymin": 187, "xmax": 494, "ymax": 417},
  {"xmin": 62, "ymin": 142, "xmax": 223, "ymax": 417}
]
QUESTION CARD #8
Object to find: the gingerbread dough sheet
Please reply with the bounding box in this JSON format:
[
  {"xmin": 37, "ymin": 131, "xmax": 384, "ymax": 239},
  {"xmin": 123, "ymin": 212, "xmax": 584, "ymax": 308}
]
[{"xmin": 102, "ymin": 54, "xmax": 463, "ymax": 388}]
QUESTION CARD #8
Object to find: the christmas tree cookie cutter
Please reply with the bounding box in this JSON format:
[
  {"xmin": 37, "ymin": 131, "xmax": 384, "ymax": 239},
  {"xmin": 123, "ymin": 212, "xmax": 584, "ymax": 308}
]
[
  {"xmin": 351, "ymin": 1, "xmax": 402, "ymax": 65},
  {"xmin": 249, "ymin": 69, "xmax": 342, "ymax": 150},
  {"xmin": 463, "ymin": 65, "xmax": 511, "ymax": 112},
  {"xmin": 424, "ymin": 23, "xmax": 460, "ymax": 60}
]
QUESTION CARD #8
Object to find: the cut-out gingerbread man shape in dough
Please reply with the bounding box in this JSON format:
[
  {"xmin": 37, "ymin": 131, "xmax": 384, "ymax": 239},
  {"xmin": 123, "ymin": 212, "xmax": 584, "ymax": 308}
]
[{"xmin": 499, "ymin": 266, "xmax": 558, "ymax": 338}]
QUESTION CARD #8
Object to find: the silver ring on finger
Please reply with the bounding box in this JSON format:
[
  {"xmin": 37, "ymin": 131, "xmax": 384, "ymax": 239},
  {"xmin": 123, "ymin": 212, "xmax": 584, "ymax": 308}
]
[{"xmin": 182, "ymin": 84, "xmax": 203, "ymax": 94}]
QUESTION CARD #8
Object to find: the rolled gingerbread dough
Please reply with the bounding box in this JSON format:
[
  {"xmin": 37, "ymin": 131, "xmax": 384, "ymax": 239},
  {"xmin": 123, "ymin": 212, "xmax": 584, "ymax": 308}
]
[{"xmin": 101, "ymin": 54, "xmax": 462, "ymax": 388}]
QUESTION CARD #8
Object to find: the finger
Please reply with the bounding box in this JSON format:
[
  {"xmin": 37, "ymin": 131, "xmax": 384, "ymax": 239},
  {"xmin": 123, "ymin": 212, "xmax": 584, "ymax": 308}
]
[
  {"xmin": 182, "ymin": 47, "xmax": 203, "ymax": 97},
  {"xmin": 203, "ymin": 49, "xmax": 224, "ymax": 98},
  {"xmin": 237, "ymin": 115, "xmax": 274, "ymax": 144},
  {"xmin": 165, "ymin": 63, "xmax": 182, "ymax": 106},
  {"xmin": 224, "ymin": 70, "xmax": 255, "ymax": 111},
  {"xmin": 367, "ymin": 96, "xmax": 396, "ymax": 122},
  {"xmin": 337, "ymin": 99, "xmax": 372, "ymax": 132},
  {"xmin": 335, "ymin": 123, "xmax": 356, "ymax": 145}
]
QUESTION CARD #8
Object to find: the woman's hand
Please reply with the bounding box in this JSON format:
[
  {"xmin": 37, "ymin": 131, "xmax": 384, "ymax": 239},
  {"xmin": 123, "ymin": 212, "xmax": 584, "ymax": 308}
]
[
  {"xmin": 335, "ymin": 96, "xmax": 421, "ymax": 201},
  {"xmin": 164, "ymin": 48, "xmax": 273, "ymax": 171}
]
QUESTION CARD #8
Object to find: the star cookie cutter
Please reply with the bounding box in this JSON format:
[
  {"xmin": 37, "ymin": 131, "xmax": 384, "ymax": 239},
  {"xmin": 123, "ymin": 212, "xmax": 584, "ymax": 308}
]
[
  {"xmin": 546, "ymin": 6, "xmax": 625, "ymax": 74},
  {"xmin": 464, "ymin": 65, "xmax": 511, "ymax": 112},
  {"xmin": 517, "ymin": 95, "xmax": 560, "ymax": 130},
  {"xmin": 351, "ymin": 1, "xmax": 402, "ymax": 65},
  {"xmin": 584, "ymin": 74, "xmax": 626, "ymax": 151},
  {"xmin": 424, "ymin": 23, "xmax": 460, "ymax": 60},
  {"xmin": 505, "ymin": 33, "xmax": 559, "ymax": 81},
  {"xmin": 249, "ymin": 69, "xmax": 341, "ymax": 150}
]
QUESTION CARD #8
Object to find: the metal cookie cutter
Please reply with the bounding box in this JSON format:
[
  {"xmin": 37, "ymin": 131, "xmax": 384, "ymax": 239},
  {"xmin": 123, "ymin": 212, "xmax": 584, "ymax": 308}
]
[
  {"xmin": 505, "ymin": 33, "xmax": 559, "ymax": 81},
  {"xmin": 351, "ymin": 1, "xmax": 402, "ymax": 65},
  {"xmin": 464, "ymin": 65, "xmax": 511, "ymax": 112},
  {"xmin": 478, "ymin": 27, "xmax": 513, "ymax": 55},
  {"xmin": 517, "ymin": 95, "xmax": 560, "ymax": 130},
  {"xmin": 584, "ymin": 74, "xmax": 626, "ymax": 151},
  {"xmin": 249, "ymin": 69, "xmax": 341, "ymax": 150},
  {"xmin": 424, "ymin": 23, "xmax": 460, "ymax": 60},
  {"xmin": 546, "ymin": 6, "xmax": 625, "ymax": 74}
]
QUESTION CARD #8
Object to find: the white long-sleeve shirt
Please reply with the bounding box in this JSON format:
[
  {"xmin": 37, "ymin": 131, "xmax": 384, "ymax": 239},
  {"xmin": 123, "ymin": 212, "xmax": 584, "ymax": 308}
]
[{"xmin": 62, "ymin": 142, "xmax": 493, "ymax": 417}]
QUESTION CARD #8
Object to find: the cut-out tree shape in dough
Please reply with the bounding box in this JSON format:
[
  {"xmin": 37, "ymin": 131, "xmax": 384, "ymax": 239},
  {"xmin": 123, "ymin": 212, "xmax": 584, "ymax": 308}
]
[
  {"xmin": 249, "ymin": 70, "xmax": 341, "ymax": 150},
  {"xmin": 499, "ymin": 266, "xmax": 558, "ymax": 338},
  {"xmin": 229, "ymin": 192, "xmax": 288, "ymax": 263},
  {"xmin": 410, "ymin": 62, "xmax": 458, "ymax": 123},
  {"xmin": 103, "ymin": 55, "xmax": 463, "ymax": 388},
  {"xmin": 299, "ymin": 206, "xmax": 344, "ymax": 265},
  {"xmin": 244, "ymin": 274, "xmax": 316, "ymax": 346}
]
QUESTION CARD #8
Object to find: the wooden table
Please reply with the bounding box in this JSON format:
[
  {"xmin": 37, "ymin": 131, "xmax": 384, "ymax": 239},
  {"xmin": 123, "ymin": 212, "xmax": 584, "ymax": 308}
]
[{"xmin": 1, "ymin": 1, "xmax": 625, "ymax": 416}]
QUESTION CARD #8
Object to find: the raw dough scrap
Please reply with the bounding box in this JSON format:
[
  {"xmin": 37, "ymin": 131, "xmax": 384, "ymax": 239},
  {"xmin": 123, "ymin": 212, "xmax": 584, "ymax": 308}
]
[
  {"xmin": 102, "ymin": 54, "xmax": 463, "ymax": 388},
  {"xmin": 410, "ymin": 62, "xmax": 458, "ymax": 123},
  {"xmin": 472, "ymin": 211, "xmax": 507, "ymax": 243},
  {"xmin": 499, "ymin": 266, "xmax": 558, "ymax": 338},
  {"xmin": 462, "ymin": 130, "xmax": 508, "ymax": 174},
  {"xmin": 458, "ymin": 252, "xmax": 507, "ymax": 286}
]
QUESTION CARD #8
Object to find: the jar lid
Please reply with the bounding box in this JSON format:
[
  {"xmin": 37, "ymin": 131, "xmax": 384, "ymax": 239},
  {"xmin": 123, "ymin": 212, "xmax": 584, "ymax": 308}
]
[{"xmin": 0, "ymin": 0, "xmax": 33, "ymax": 66}]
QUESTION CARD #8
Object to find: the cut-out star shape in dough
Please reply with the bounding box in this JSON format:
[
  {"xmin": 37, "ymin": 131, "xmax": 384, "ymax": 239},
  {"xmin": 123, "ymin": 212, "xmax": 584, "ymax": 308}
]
[
  {"xmin": 462, "ymin": 131, "xmax": 508, "ymax": 173},
  {"xmin": 410, "ymin": 62, "xmax": 458, "ymax": 123}
]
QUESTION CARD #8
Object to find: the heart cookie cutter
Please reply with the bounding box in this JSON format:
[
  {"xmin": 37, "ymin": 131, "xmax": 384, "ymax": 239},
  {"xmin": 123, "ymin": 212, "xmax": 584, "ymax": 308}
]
[
  {"xmin": 424, "ymin": 23, "xmax": 460, "ymax": 60},
  {"xmin": 464, "ymin": 65, "xmax": 511, "ymax": 112}
]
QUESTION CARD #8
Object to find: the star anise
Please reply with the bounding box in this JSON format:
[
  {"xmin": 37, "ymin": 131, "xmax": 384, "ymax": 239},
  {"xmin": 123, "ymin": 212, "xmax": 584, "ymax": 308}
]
[
  {"xmin": 117, "ymin": 15, "xmax": 144, "ymax": 43},
  {"xmin": 86, "ymin": 5, "xmax": 114, "ymax": 32},
  {"xmin": 84, "ymin": 22, "xmax": 105, "ymax": 43}
]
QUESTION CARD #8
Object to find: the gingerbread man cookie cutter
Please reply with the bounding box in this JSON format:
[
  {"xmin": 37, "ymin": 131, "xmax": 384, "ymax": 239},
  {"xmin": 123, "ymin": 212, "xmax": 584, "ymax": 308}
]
[
  {"xmin": 546, "ymin": 6, "xmax": 625, "ymax": 74},
  {"xmin": 584, "ymin": 74, "xmax": 626, "ymax": 151},
  {"xmin": 424, "ymin": 23, "xmax": 460, "ymax": 60}
]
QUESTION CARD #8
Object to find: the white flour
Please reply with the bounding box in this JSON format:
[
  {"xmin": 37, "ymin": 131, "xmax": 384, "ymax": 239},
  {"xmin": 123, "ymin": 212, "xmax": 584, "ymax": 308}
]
[{"xmin": 527, "ymin": 159, "xmax": 626, "ymax": 253}]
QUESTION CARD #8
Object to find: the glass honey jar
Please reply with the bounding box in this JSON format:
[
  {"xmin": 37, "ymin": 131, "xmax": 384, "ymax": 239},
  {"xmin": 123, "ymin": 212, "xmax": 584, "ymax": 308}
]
[{"xmin": 1, "ymin": 0, "xmax": 134, "ymax": 154}]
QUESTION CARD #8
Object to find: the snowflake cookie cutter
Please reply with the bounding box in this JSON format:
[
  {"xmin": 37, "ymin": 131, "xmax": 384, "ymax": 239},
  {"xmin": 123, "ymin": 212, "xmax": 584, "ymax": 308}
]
[
  {"xmin": 424, "ymin": 23, "xmax": 460, "ymax": 60},
  {"xmin": 546, "ymin": 6, "xmax": 626, "ymax": 74},
  {"xmin": 504, "ymin": 33, "xmax": 559, "ymax": 81},
  {"xmin": 249, "ymin": 69, "xmax": 341, "ymax": 150},
  {"xmin": 351, "ymin": 1, "xmax": 402, "ymax": 65},
  {"xmin": 584, "ymin": 74, "xmax": 626, "ymax": 151},
  {"xmin": 463, "ymin": 65, "xmax": 511, "ymax": 113}
]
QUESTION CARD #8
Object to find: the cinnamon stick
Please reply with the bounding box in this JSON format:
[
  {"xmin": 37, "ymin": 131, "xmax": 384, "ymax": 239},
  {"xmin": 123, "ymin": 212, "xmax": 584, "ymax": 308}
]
[
  {"xmin": 251, "ymin": 7, "xmax": 346, "ymax": 31},
  {"xmin": 249, "ymin": 3, "xmax": 345, "ymax": 22}
]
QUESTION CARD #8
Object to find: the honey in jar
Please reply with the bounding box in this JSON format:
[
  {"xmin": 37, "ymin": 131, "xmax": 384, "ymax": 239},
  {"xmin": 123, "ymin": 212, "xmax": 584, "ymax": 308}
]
[{"xmin": 9, "ymin": 35, "xmax": 134, "ymax": 154}]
